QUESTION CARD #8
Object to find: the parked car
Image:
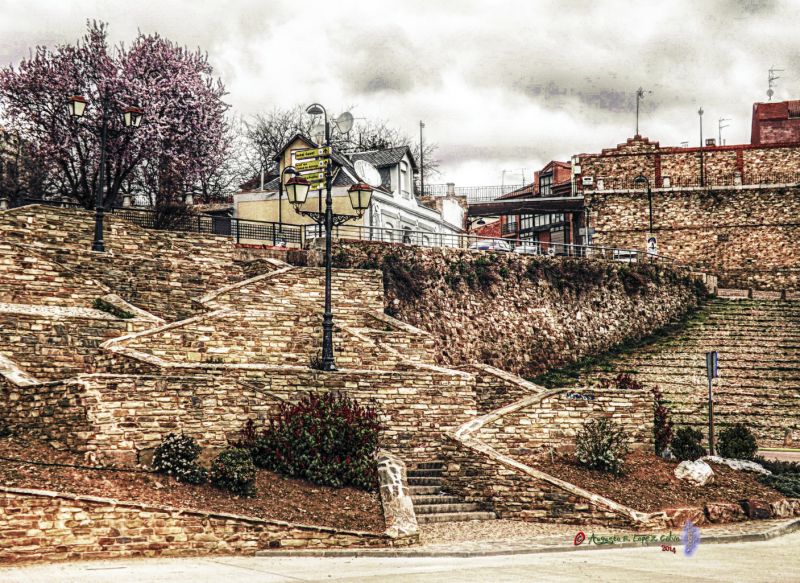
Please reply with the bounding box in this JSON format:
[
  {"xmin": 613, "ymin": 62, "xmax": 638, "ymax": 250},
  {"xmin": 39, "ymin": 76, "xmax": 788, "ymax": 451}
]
[
  {"xmin": 468, "ymin": 239, "xmax": 512, "ymax": 252},
  {"xmin": 513, "ymin": 243, "xmax": 541, "ymax": 255}
]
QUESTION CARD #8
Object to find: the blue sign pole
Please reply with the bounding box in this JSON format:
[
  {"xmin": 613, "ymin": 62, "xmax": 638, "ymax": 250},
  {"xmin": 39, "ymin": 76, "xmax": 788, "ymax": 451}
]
[{"xmin": 706, "ymin": 351, "xmax": 719, "ymax": 455}]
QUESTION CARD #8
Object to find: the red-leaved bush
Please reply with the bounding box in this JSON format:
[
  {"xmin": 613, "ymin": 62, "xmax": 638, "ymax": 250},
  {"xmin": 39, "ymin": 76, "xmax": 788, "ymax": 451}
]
[{"xmin": 240, "ymin": 392, "xmax": 381, "ymax": 491}]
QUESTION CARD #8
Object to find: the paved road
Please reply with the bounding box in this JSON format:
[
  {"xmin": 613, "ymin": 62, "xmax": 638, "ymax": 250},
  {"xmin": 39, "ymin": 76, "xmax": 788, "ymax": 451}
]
[{"xmin": 1, "ymin": 531, "xmax": 795, "ymax": 583}]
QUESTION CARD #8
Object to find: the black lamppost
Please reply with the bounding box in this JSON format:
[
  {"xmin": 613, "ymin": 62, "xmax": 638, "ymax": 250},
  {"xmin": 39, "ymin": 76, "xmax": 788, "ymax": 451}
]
[
  {"xmin": 285, "ymin": 103, "xmax": 373, "ymax": 372},
  {"xmin": 68, "ymin": 94, "xmax": 144, "ymax": 252},
  {"xmin": 634, "ymin": 174, "xmax": 653, "ymax": 233},
  {"xmin": 277, "ymin": 165, "xmax": 299, "ymax": 243}
]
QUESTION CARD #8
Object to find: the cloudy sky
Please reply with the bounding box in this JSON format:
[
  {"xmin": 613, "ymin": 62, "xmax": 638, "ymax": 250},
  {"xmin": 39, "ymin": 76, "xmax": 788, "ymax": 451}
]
[{"xmin": 1, "ymin": 0, "xmax": 797, "ymax": 185}]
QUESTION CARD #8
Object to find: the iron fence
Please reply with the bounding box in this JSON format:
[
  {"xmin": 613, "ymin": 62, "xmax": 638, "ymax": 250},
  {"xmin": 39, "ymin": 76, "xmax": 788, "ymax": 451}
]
[
  {"xmin": 12, "ymin": 198, "xmax": 672, "ymax": 264},
  {"xmin": 422, "ymin": 183, "xmax": 526, "ymax": 203}
]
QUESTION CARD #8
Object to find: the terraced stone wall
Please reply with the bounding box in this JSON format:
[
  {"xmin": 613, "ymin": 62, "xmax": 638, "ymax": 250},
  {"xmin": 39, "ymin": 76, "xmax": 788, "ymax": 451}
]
[
  {"xmin": 324, "ymin": 241, "xmax": 707, "ymax": 378},
  {"xmin": 0, "ymin": 369, "xmax": 477, "ymax": 465},
  {"xmin": 0, "ymin": 487, "xmax": 395, "ymax": 564},
  {"xmin": 0, "ymin": 206, "xmax": 253, "ymax": 320},
  {"xmin": 475, "ymin": 387, "xmax": 652, "ymax": 454},
  {"xmin": 0, "ymin": 312, "xmax": 139, "ymax": 381}
]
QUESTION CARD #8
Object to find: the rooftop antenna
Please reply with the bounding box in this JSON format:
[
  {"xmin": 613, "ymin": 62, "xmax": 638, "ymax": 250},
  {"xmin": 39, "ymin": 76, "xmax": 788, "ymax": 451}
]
[
  {"xmin": 718, "ymin": 118, "xmax": 731, "ymax": 145},
  {"xmin": 635, "ymin": 87, "xmax": 652, "ymax": 136},
  {"xmin": 767, "ymin": 66, "xmax": 784, "ymax": 101}
]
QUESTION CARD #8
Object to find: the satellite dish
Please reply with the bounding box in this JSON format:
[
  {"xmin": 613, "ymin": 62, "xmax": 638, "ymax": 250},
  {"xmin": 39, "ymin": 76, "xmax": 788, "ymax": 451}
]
[
  {"xmin": 354, "ymin": 160, "xmax": 382, "ymax": 188},
  {"xmin": 335, "ymin": 112, "xmax": 354, "ymax": 133}
]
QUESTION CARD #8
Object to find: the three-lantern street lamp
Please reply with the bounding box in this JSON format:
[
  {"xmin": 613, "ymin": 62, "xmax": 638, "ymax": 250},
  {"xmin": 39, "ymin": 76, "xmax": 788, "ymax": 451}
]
[
  {"xmin": 285, "ymin": 103, "xmax": 374, "ymax": 372},
  {"xmin": 67, "ymin": 94, "xmax": 144, "ymax": 252}
]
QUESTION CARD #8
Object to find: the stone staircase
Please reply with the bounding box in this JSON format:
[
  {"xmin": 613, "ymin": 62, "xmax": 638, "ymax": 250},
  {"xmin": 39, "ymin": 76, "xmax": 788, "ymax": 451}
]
[
  {"xmin": 582, "ymin": 298, "xmax": 800, "ymax": 447},
  {"xmin": 408, "ymin": 461, "xmax": 496, "ymax": 524}
]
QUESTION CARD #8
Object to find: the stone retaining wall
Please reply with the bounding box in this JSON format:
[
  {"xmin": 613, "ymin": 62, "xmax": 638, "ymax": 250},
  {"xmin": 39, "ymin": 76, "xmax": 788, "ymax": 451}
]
[
  {"xmin": 324, "ymin": 241, "xmax": 708, "ymax": 377},
  {"xmin": 0, "ymin": 487, "xmax": 398, "ymax": 564},
  {"xmin": 1, "ymin": 369, "xmax": 477, "ymax": 466},
  {"xmin": 441, "ymin": 387, "xmax": 658, "ymax": 527}
]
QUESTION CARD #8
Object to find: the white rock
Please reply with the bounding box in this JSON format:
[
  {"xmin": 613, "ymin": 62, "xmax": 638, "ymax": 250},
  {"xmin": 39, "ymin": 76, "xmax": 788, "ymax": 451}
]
[
  {"xmin": 701, "ymin": 456, "xmax": 772, "ymax": 476},
  {"xmin": 674, "ymin": 460, "xmax": 715, "ymax": 485}
]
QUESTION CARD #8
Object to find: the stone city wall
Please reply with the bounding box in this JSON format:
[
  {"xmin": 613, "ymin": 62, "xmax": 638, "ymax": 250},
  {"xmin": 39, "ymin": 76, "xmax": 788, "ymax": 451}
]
[
  {"xmin": 0, "ymin": 487, "xmax": 396, "ymax": 564},
  {"xmin": 586, "ymin": 186, "xmax": 800, "ymax": 290},
  {"xmin": 323, "ymin": 241, "xmax": 707, "ymax": 378}
]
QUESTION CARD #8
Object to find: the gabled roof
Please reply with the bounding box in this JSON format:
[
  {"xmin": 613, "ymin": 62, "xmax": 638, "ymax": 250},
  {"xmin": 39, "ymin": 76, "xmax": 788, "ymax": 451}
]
[{"xmin": 349, "ymin": 146, "xmax": 417, "ymax": 171}]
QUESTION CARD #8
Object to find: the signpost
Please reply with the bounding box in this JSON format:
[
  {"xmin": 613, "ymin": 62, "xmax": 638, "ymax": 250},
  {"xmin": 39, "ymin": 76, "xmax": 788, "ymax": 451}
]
[
  {"xmin": 646, "ymin": 234, "xmax": 658, "ymax": 257},
  {"xmin": 295, "ymin": 146, "xmax": 331, "ymax": 160},
  {"xmin": 295, "ymin": 158, "xmax": 330, "ymax": 171},
  {"xmin": 705, "ymin": 351, "xmax": 719, "ymax": 455}
]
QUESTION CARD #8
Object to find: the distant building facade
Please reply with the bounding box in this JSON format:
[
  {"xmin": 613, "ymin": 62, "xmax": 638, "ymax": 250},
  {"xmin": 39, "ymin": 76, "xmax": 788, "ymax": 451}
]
[{"xmin": 234, "ymin": 135, "xmax": 463, "ymax": 245}]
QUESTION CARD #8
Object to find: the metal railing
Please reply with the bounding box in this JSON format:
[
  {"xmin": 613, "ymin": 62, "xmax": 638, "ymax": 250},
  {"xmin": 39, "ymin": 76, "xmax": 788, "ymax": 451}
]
[
  {"xmin": 12, "ymin": 198, "xmax": 672, "ymax": 264},
  {"xmin": 422, "ymin": 184, "xmax": 526, "ymax": 203}
]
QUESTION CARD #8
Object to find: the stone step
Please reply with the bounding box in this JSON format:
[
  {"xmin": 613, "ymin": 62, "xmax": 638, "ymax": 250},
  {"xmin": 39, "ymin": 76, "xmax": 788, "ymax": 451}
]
[
  {"xmin": 414, "ymin": 503, "xmax": 485, "ymax": 514},
  {"xmin": 408, "ymin": 486, "xmax": 441, "ymax": 496},
  {"xmin": 414, "ymin": 461, "xmax": 445, "ymax": 470},
  {"xmin": 416, "ymin": 511, "xmax": 496, "ymax": 524},
  {"xmin": 406, "ymin": 468, "xmax": 443, "ymax": 478},
  {"xmin": 407, "ymin": 476, "xmax": 443, "ymax": 486},
  {"xmin": 410, "ymin": 495, "xmax": 463, "ymax": 505}
]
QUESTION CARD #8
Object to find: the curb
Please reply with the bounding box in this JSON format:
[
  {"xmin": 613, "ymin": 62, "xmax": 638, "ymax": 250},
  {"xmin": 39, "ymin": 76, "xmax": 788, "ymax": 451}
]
[{"xmin": 255, "ymin": 518, "xmax": 800, "ymax": 558}]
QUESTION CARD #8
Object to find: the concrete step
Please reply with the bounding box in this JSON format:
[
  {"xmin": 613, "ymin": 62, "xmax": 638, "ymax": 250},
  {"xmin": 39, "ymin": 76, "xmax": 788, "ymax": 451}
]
[
  {"xmin": 408, "ymin": 486, "xmax": 441, "ymax": 496},
  {"xmin": 416, "ymin": 511, "xmax": 496, "ymax": 524},
  {"xmin": 414, "ymin": 503, "xmax": 485, "ymax": 514},
  {"xmin": 410, "ymin": 495, "xmax": 463, "ymax": 505}
]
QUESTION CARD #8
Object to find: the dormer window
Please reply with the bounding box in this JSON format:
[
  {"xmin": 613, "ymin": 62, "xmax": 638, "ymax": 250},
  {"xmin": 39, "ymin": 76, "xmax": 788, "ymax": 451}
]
[
  {"xmin": 400, "ymin": 160, "xmax": 410, "ymax": 198},
  {"xmin": 539, "ymin": 173, "xmax": 553, "ymax": 196}
]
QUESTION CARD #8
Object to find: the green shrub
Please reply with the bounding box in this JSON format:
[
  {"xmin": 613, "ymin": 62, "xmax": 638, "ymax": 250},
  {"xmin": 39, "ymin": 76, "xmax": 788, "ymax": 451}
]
[
  {"xmin": 717, "ymin": 423, "xmax": 758, "ymax": 460},
  {"xmin": 152, "ymin": 433, "xmax": 207, "ymax": 485},
  {"xmin": 753, "ymin": 456, "xmax": 800, "ymax": 475},
  {"xmin": 575, "ymin": 418, "xmax": 630, "ymax": 475},
  {"xmin": 247, "ymin": 392, "xmax": 380, "ymax": 491},
  {"xmin": 758, "ymin": 473, "xmax": 800, "ymax": 498},
  {"xmin": 652, "ymin": 387, "xmax": 673, "ymax": 457},
  {"xmin": 671, "ymin": 427, "xmax": 707, "ymax": 461},
  {"xmin": 210, "ymin": 447, "xmax": 257, "ymax": 497}
]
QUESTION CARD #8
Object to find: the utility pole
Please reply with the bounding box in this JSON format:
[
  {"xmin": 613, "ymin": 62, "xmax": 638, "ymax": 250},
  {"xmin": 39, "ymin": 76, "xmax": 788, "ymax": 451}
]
[
  {"xmin": 718, "ymin": 118, "xmax": 731, "ymax": 146},
  {"xmin": 698, "ymin": 107, "xmax": 705, "ymax": 187},
  {"xmin": 635, "ymin": 87, "xmax": 651, "ymax": 136},
  {"xmin": 419, "ymin": 121, "xmax": 425, "ymax": 197},
  {"xmin": 767, "ymin": 66, "xmax": 784, "ymax": 101}
]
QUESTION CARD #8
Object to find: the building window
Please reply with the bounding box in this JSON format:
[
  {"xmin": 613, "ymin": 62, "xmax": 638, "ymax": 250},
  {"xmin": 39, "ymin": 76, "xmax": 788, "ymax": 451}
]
[
  {"xmin": 520, "ymin": 214, "xmax": 534, "ymax": 231},
  {"xmin": 539, "ymin": 173, "xmax": 553, "ymax": 196},
  {"xmin": 402, "ymin": 226, "xmax": 412, "ymax": 244},
  {"xmin": 400, "ymin": 161, "xmax": 410, "ymax": 198}
]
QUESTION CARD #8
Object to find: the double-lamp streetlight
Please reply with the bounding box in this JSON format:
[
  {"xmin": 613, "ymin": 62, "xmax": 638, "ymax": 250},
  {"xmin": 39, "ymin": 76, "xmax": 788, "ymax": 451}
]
[
  {"xmin": 283, "ymin": 103, "xmax": 374, "ymax": 372},
  {"xmin": 67, "ymin": 94, "xmax": 144, "ymax": 252}
]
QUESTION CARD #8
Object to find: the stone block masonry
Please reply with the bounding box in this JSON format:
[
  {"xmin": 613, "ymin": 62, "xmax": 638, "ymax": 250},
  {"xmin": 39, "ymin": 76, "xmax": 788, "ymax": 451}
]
[
  {"xmin": 324, "ymin": 241, "xmax": 708, "ymax": 378},
  {"xmin": 0, "ymin": 487, "xmax": 400, "ymax": 564},
  {"xmin": 441, "ymin": 387, "xmax": 661, "ymax": 527}
]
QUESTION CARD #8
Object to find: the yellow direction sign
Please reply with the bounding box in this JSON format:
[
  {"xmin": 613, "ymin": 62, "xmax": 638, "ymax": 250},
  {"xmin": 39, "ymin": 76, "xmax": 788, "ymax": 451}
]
[
  {"xmin": 300, "ymin": 171, "xmax": 326, "ymax": 183},
  {"xmin": 307, "ymin": 180, "xmax": 325, "ymax": 191},
  {"xmin": 295, "ymin": 146, "xmax": 331, "ymax": 160},
  {"xmin": 295, "ymin": 158, "xmax": 330, "ymax": 171}
]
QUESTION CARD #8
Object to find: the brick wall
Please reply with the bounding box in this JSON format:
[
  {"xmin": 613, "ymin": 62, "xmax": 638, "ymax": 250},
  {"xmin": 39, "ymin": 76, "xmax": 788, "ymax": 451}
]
[{"xmin": 0, "ymin": 487, "xmax": 395, "ymax": 564}]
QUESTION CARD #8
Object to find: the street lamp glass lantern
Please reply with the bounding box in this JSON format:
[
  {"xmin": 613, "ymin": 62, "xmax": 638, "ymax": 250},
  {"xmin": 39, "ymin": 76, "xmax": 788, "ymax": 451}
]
[
  {"xmin": 285, "ymin": 175, "xmax": 311, "ymax": 206},
  {"xmin": 68, "ymin": 95, "xmax": 88, "ymax": 118},
  {"xmin": 634, "ymin": 175, "xmax": 649, "ymax": 188},
  {"xmin": 122, "ymin": 106, "xmax": 144, "ymax": 128},
  {"xmin": 348, "ymin": 182, "xmax": 373, "ymax": 214}
]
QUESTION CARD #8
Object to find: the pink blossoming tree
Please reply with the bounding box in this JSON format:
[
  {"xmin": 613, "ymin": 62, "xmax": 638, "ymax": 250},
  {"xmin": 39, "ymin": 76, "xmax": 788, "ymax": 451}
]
[{"xmin": 0, "ymin": 21, "xmax": 231, "ymax": 209}]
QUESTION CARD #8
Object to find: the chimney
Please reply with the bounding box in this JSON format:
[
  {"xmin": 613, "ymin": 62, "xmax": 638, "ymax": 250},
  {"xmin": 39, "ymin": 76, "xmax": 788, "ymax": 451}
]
[
  {"xmin": 446, "ymin": 182, "xmax": 455, "ymax": 196},
  {"xmin": 705, "ymin": 138, "xmax": 716, "ymax": 147}
]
